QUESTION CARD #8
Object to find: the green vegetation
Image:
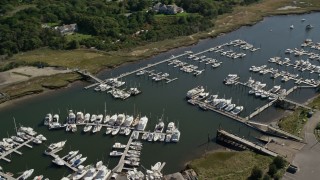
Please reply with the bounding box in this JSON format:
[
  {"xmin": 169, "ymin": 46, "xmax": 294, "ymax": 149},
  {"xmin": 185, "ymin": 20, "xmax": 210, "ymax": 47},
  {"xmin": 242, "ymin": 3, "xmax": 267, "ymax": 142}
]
[
  {"xmin": 188, "ymin": 151, "xmax": 273, "ymax": 180},
  {"xmin": 278, "ymin": 108, "xmax": 308, "ymax": 137},
  {"xmin": 188, "ymin": 151, "xmax": 288, "ymax": 180}
]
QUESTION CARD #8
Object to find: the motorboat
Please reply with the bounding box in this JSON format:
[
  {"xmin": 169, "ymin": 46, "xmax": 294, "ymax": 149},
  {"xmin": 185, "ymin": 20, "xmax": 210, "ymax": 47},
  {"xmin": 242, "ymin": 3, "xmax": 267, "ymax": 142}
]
[
  {"xmin": 67, "ymin": 110, "xmax": 76, "ymax": 124},
  {"xmin": 166, "ymin": 122, "xmax": 176, "ymax": 134},
  {"xmin": 32, "ymin": 138, "xmax": 42, "ymax": 145},
  {"xmin": 18, "ymin": 169, "xmax": 34, "ymax": 180},
  {"xmin": 124, "ymin": 160, "xmax": 139, "ymax": 167},
  {"xmin": 76, "ymin": 112, "xmax": 84, "ymax": 124},
  {"xmin": 151, "ymin": 162, "xmax": 161, "ymax": 171},
  {"xmin": 290, "ymin": 25, "xmax": 294, "ymax": 29},
  {"xmin": 84, "ymin": 113, "xmax": 90, "ymax": 123},
  {"xmin": 154, "ymin": 120, "xmax": 165, "ymax": 133},
  {"xmin": 44, "ymin": 113, "xmax": 52, "ymax": 125},
  {"xmin": 92, "ymin": 124, "xmax": 102, "ymax": 133},
  {"xmin": 35, "ymin": 134, "xmax": 47, "ymax": 141},
  {"xmin": 109, "ymin": 151, "xmax": 123, "ymax": 157},
  {"xmin": 132, "ymin": 131, "xmax": 139, "ymax": 140},
  {"xmin": 171, "ymin": 129, "xmax": 181, "ymax": 142},
  {"xmin": 82, "ymin": 167, "xmax": 98, "ymax": 180},
  {"xmin": 159, "ymin": 134, "xmax": 166, "ymax": 142},
  {"xmin": 72, "ymin": 157, "xmax": 87, "ymax": 167},
  {"xmin": 90, "ymin": 114, "xmax": 97, "ymax": 123},
  {"xmin": 11, "ymin": 136, "xmax": 24, "ymax": 143},
  {"xmin": 83, "ymin": 125, "xmax": 93, "ymax": 133},
  {"xmin": 95, "ymin": 114, "xmax": 103, "ymax": 124},
  {"xmin": 128, "ymin": 150, "xmax": 141, "ymax": 155},
  {"xmin": 105, "ymin": 127, "xmax": 112, "ymax": 135},
  {"xmin": 270, "ymin": 85, "xmax": 281, "ymax": 93},
  {"xmin": 103, "ymin": 115, "xmax": 110, "ymax": 124},
  {"xmin": 64, "ymin": 150, "xmax": 79, "ymax": 161},
  {"xmin": 147, "ymin": 133, "xmax": 154, "ymax": 142},
  {"xmin": 111, "ymin": 126, "xmax": 120, "ymax": 136},
  {"xmin": 44, "ymin": 140, "xmax": 67, "ymax": 155},
  {"xmin": 136, "ymin": 116, "xmax": 148, "ymax": 131},
  {"xmin": 124, "ymin": 128, "xmax": 131, "ymax": 136},
  {"xmin": 141, "ymin": 132, "xmax": 149, "ymax": 140},
  {"xmin": 231, "ymin": 106, "xmax": 244, "ymax": 115},
  {"xmin": 19, "ymin": 126, "xmax": 37, "ymax": 136},
  {"xmin": 113, "ymin": 142, "xmax": 126, "ymax": 149},
  {"xmin": 69, "ymin": 154, "xmax": 82, "ymax": 164},
  {"xmin": 95, "ymin": 166, "xmax": 111, "ymax": 180},
  {"xmin": 186, "ymin": 86, "xmax": 205, "ymax": 99},
  {"xmin": 108, "ymin": 114, "xmax": 117, "ymax": 126},
  {"xmin": 165, "ymin": 134, "xmax": 172, "ymax": 142},
  {"xmin": 123, "ymin": 115, "xmax": 134, "ymax": 126},
  {"xmin": 72, "ymin": 165, "xmax": 92, "ymax": 180},
  {"xmin": 224, "ymin": 104, "xmax": 236, "ymax": 112},
  {"xmin": 115, "ymin": 114, "xmax": 125, "ymax": 126},
  {"xmin": 52, "ymin": 157, "xmax": 65, "ymax": 166}
]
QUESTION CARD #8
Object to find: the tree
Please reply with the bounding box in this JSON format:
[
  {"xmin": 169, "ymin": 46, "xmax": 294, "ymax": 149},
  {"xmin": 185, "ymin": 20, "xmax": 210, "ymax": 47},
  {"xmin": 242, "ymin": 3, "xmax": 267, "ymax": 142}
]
[
  {"xmin": 249, "ymin": 166, "xmax": 263, "ymax": 180},
  {"xmin": 68, "ymin": 40, "xmax": 80, "ymax": 49},
  {"xmin": 262, "ymin": 174, "xmax": 271, "ymax": 180},
  {"xmin": 268, "ymin": 164, "xmax": 277, "ymax": 177},
  {"xmin": 273, "ymin": 156, "xmax": 286, "ymax": 169}
]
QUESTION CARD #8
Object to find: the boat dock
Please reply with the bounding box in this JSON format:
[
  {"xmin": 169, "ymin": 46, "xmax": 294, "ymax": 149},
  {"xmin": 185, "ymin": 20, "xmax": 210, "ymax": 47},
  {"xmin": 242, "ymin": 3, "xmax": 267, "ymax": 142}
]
[
  {"xmin": 245, "ymin": 99, "xmax": 277, "ymax": 120},
  {"xmin": 112, "ymin": 131, "xmax": 136, "ymax": 173},
  {"xmin": 0, "ymin": 138, "xmax": 34, "ymax": 163},
  {"xmin": 188, "ymin": 99, "xmax": 247, "ymax": 123},
  {"xmin": 76, "ymin": 70, "xmax": 104, "ymax": 84},
  {"xmin": 281, "ymin": 98, "xmax": 312, "ymax": 110},
  {"xmin": 216, "ymin": 129, "xmax": 278, "ymax": 157},
  {"xmin": 0, "ymin": 172, "xmax": 16, "ymax": 180},
  {"xmin": 44, "ymin": 147, "xmax": 78, "ymax": 172}
]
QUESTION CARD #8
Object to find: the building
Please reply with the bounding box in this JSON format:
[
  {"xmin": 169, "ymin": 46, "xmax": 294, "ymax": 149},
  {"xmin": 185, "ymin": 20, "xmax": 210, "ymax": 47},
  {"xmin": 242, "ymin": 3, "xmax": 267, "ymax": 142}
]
[
  {"xmin": 153, "ymin": 3, "xmax": 184, "ymax": 15},
  {"xmin": 54, "ymin": 24, "xmax": 78, "ymax": 35}
]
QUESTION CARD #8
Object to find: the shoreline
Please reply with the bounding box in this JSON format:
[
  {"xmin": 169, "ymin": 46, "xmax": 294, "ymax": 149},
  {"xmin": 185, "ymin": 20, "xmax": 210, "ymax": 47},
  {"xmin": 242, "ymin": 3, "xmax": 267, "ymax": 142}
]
[{"xmin": 1, "ymin": 2, "xmax": 320, "ymax": 105}]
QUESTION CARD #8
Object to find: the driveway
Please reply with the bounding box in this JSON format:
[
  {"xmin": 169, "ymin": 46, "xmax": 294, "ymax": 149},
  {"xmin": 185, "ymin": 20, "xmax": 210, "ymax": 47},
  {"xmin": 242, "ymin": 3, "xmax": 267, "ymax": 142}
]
[{"xmin": 284, "ymin": 111, "xmax": 320, "ymax": 180}]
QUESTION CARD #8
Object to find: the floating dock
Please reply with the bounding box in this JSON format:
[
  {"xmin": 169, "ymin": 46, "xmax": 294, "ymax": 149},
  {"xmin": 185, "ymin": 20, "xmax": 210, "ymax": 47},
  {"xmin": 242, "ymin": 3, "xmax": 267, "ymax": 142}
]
[
  {"xmin": 0, "ymin": 138, "xmax": 34, "ymax": 163},
  {"xmin": 44, "ymin": 147, "xmax": 78, "ymax": 172}
]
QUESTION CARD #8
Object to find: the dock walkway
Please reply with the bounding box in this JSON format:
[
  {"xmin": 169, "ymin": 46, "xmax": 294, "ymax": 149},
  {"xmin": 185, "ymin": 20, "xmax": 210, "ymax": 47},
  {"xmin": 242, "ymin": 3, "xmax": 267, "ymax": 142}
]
[
  {"xmin": 282, "ymin": 98, "xmax": 312, "ymax": 110},
  {"xmin": 0, "ymin": 138, "xmax": 34, "ymax": 162},
  {"xmin": 217, "ymin": 129, "xmax": 278, "ymax": 157},
  {"xmin": 45, "ymin": 148, "xmax": 78, "ymax": 172}
]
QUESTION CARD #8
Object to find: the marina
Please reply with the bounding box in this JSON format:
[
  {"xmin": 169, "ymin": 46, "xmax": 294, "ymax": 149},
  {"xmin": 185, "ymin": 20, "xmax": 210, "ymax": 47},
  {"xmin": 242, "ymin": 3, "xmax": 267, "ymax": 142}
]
[{"xmin": 1, "ymin": 13, "xmax": 320, "ymax": 179}]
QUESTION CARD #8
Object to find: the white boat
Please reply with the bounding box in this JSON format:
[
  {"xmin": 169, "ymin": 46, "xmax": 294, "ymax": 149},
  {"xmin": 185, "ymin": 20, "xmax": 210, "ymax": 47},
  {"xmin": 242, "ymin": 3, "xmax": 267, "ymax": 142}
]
[
  {"xmin": 165, "ymin": 134, "xmax": 172, "ymax": 142},
  {"xmin": 141, "ymin": 132, "xmax": 149, "ymax": 140},
  {"xmin": 83, "ymin": 125, "xmax": 92, "ymax": 132},
  {"xmin": 136, "ymin": 116, "xmax": 148, "ymax": 131},
  {"xmin": 124, "ymin": 128, "xmax": 131, "ymax": 136},
  {"xmin": 44, "ymin": 113, "xmax": 52, "ymax": 125},
  {"xmin": 64, "ymin": 150, "xmax": 79, "ymax": 161},
  {"xmin": 92, "ymin": 124, "xmax": 102, "ymax": 133},
  {"xmin": 76, "ymin": 112, "xmax": 84, "ymax": 124},
  {"xmin": 154, "ymin": 120, "xmax": 165, "ymax": 133},
  {"xmin": 151, "ymin": 162, "xmax": 161, "ymax": 171},
  {"xmin": 69, "ymin": 154, "xmax": 82, "ymax": 164},
  {"xmin": 290, "ymin": 25, "xmax": 294, "ymax": 29},
  {"xmin": 166, "ymin": 122, "xmax": 176, "ymax": 134},
  {"xmin": 153, "ymin": 133, "xmax": 160, "ymax": 141},
  {"xmin": 96, "ymin": 114, "xmax": 103, "ymax": 124},
  {"xmin": 105, "ymin": 127, "xmax": 112, "ymax": 135},
  {"xmin": 82, "ymin": 167, "xmax": 98, "ymax": 180},
  {"xmin": 45, "ymin": 140, "xmax": 67, "ymax": 155},
  {"xmin": 132, "ymin": 131, "xmax": 139, "ymax": 140},
  {"xmin": 111, "ymin": 126, "xmax": 120, "ymax": 136},
  {"xmin": 124, "ymin": 160, "xmax": 139, "ymax": 167},
  {"xmin": 171, "ymin": 129, "xmax": 181, "ymax": 142},
  {"xmin": 95, "ymin": 166, "xmax": 111, "ymax": 180},
  {"xmin": 147, "ymin": 133, "xmax": 154, "ymax": 142},
  {"xmin": 52, "ymin": 114, "xmax": 59, "ymax": 123},
  {"xmin": 11, "ymin": 136, "xmax": 24, "ymax": 143},
  {"xmin": 159, "ymin": 134, "xmax": 166, "ymax": 141},
  {"xmin": 231, "ymin": 106, "xmax": 244, "ymax": 115},
  {"xmin": 32, "ymin": 138, "xmax": 42, "ymax": 144},
  {"xmin": 270, "ymin": 85, "xmax": 281, "ymax": 93},
  {"xmin": 52, "ymin": 158, "xmax": 65, "ymax": 166},
  {"xmin": 90, "ymin": 114, "xmax": 97, "ymax": 122},
  {"xmin": 35, "ymin": 134, "xmax": 47, "ymax": 141},
  {"xmin": 19, "ymin": 126, "xmax": 37, "ymax": 136},
  {"xmin": 108, "ymin": 114, "xmax": 117, "ymax": 126},
  {"xmin": 72, "ymin": 157, "xmax": 87, "ymax": 167},
  {"xmin": 115, "ymin": 114, "xmax": 125, "ymax": 126},
  {"xmin": 112, "ymin": 142, "xmax": 126, "ymax": 149},
  {"xmin": 103, "ymin": 115, "xmax": 110, "ymax": 124},
  {"xmin": 224, "ymin": 104, "xmax": 236, "ymax": 112},
  {"xmin": 109, "ymin": 151, "xmax": 123, "ymax": 157},
  {"xmin": 123, "ymin": 115, "xmax": 134, "ymax": 126},
  {"xmin": 3, "ymin": 138, "xmax": 14, "ymax": 144},
  {"xmin": 19, "ymin": 169, "xmax": 34, "ymax": 180},
  {"xmin": 67, "ymin": 110, "xmax": 76, "ymax": 124},
  {"xmin": 33, "ymin": 175, "xmax": 43, "ymax": 180},
  {"xmin": 72, "ymin": 165, "xmax": 92, "ymax": 180},
  {"xmin": 186, "ymin": 86, "xmax": 205, "ymax": 99},
  {"xmin": 84, "ymin": 113, "xmax": 90, "ymax": 123}
]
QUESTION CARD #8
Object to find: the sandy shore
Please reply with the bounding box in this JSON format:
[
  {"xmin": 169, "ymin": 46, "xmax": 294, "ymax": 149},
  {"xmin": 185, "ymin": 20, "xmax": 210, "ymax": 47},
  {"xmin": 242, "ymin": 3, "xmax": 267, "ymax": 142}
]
[{"xmin": 0, "ymin": 66, "xmax": 72, "ymax": 88}]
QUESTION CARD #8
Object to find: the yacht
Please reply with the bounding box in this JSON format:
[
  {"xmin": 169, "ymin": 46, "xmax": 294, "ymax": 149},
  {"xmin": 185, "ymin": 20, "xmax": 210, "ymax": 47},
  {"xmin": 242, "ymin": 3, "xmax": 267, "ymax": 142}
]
[
  {"xmin": 95, "ymin": 165, "xmax": 111, "ymax": 180},
  {"xmin": 76, "ymin": 112, "xmax": 84, "ymax": 124},
  {"xmin": 224, "ymin": 104, "xmax": 236, "ymax": 112},
  {"xmin": 35, "ymin": 134, "xmax": 47, "ymax": 141},
  {"xmin": 186, "ymin": 86, "xmax": 205, "ymax": 99},
  {"xmin": 159, "ymin": 134, "xmax": 166, "ymax": 141},
  {"xmin": 147, "ymin": 133, "xmax": 154, "ymax": 142},
  {"xmin": 44, "ymin": 140, "xmax": 67, "ymax": 155},
  {"xmin": 11, "ymin": 136, "xmax": 24, "ymax": 143},
  {"xmin": 171, "ymin": 129, "xmax": 181, "ymax": 142},
  {"xmin": 19, "ymin": 126, "xmax": 37, "ymax": 136},
  {"xmin": 52, "ymin": 157, "xmax": 65, "ymax": 166},
  {"xmin": 105, "ymin": 127, "xmax": 112, "ymax": 135},
  {"xmin": 115, "ymin": 114, "xmax": 125, "ymax": 126},
  {"xmin": 82, "ymin": 167, "xmax": 98, "ymax": 180},
  {"xmin": 154, "ymin": 120, "xmax": 165, "ymax": 133},
  {"xmin": 136, "ymin": 116, "xmax": 148, "ymax": 131},
  {"xmin": 151, "ymin": 162, "xmax": 161, "ymax": 171},
  {"xmin": 96, "ymin": 114, "xmax": 103, "ymax": 124},
  {"xmin": 204, "ymin": 94, "xmax": 218, "ymax": 103},
  {"xmin": 84, "ymin": 113, "xmax": 90, "ymax": 123},
  {"xmin": 108, "ymin": 114, "xmax": 117, "ymax": 126},
  {"xmin": 67, "ymin": 110, "xmax": 76, "ymax": 124},
  {"xmin": 231, "ymin": 106, "xmax": 244, "ymax": 115},
  {"xmin": 124, "ymin": 160, "xmax": 139, "ymax": 167},
  {"xmin": 123, "ymin": 115, "xmax": 134, "ymax": 126},
  {"xmin": 109, "ymin": 151, "xmax": 123, "ymax": 157},
  {"xmin": 103, "ymin": 115, "xmax": 110, "ymax": 124},
  {"xmin": 166, "ymin": 122, "xmax": 176, "ymax": 134},
  {"xmin": 64, "ymin": 150, "xmax": 79, "ymax": 161},
  {"xmin": 111, "ymin": 126, "xmax": 120, "ymax": 136},
  {"xmin": 124, "ymin": 127, "xmax": 131, "ymax": 136},
  {"xmin": 270, "ymin": 85, "xmax": 281, "ymax": 93},
  {"xmin": 92, "ymin": 124, "xmax": 102, "ymax": 133},
  {"xmin": 32, "ymin": 138, "xmax": 42, "ymax": 144},
  {"xmin": 128, "ymin": 150, "xmax": 141, "ymax": 155},
  {"xmin": 18, "ymin": 169, "xmax": 34, "ymax": 180},
  {"xmin": 52, "ymin": 114, "xmax": 60, "ymax": 124},
  {"xmin": 90, "ymin": 114, "xmax": 97, "ymax": 123},
  {"xmin": 72, "ymin": 157, "xmax": 87, "ymax": 167},
  {"xmin": 83, "ymin": 124, "xmax": 93, "ymax": 133},
  {"xmin": 132, "ymin": 131, "xmax": 139, "ymax": 140},
  {"xmin": 165, "ymin": 134, "xmax": 172, "ymax": 142},
  {"xmin": 141, "ymin": 132, "xmax": 149, "ymax": 140},
  {"xmin": 128, "ymin": 87, "xmax": 141, "ymax": 96},
  {"xmin": 72, "ymin": 165, "xmax": 92, "ymax": 180},
  {"xmin": 69, "ymin": 154, "xmax": 82, "ymax": 164},
  {"xmin": 113, "ymin": 142, "xmax": 126, "ymax": 149},
  {"xmin": 44, "ymin": 113, "xmax": 52, "ymax": 125}
]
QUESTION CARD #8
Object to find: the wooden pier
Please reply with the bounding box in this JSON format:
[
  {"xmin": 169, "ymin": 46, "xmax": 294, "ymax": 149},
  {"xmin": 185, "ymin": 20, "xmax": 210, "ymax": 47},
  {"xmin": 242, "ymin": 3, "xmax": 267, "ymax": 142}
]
[
  {"xmin": 281, "ymin": 98, "xmax": 312, "ymax": 110},
  {"xmin": 112, "ymin": 130, "xmax": 136, "ymax": 173},
  {"xmin": 77, "ymin": 70, "xmax": 104, "ymax": 84},
  {"xmin": 245, "ymin": 100, "xmax": 277, "ymax": 120},
  {"xmin": 0, "ymin": 138, "xmax": 34, "ymax": 163},
  {"xmin": 216, "ymin": 129, "xmax": 278, "ymax": 157},
  {"xmin": 45, "ymin": 147, "xmax": 78, "ymax": 172}
]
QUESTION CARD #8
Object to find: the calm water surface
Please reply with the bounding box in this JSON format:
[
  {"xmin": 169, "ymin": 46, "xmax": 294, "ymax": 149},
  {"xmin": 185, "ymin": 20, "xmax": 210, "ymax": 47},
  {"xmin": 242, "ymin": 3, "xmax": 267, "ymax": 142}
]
[{"xmin": 0, "ymin": 13, "xmax": 320, "ymax": 179}]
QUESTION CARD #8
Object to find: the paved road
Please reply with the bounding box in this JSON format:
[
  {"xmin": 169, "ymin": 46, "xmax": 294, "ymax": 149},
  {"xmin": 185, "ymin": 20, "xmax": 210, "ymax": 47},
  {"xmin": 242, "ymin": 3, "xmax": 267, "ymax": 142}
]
[{"xmin": 284, "ymin": 111, "xmax": 320, "ymax": 180}]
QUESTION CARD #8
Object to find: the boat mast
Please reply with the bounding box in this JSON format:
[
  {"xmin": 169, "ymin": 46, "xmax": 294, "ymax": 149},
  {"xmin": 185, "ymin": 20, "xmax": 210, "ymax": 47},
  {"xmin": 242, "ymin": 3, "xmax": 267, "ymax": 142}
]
[
  {"xmin": 13, "ymin": 117, "xmax": 18, "ymax": 133},
  {"xmin": 104, "ymin": 102, "xmax": 107, "ymax": 117}
]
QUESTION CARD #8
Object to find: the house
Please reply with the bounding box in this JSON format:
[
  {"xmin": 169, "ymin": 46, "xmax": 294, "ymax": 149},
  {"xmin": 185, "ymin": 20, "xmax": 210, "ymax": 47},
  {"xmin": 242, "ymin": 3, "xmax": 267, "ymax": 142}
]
[
  {"xmin": 54, "ymin": 24, "xmax": 78, "ymax": 35},
  {"xmin": 153, "ymin": 3, "xmax": 184, "ymax": 15}
]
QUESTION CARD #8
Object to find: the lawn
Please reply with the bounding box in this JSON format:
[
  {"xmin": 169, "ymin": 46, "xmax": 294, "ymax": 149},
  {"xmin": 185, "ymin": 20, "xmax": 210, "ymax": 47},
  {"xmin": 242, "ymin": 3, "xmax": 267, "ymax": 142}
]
[
  {"xmin": 278, "ymin": 108, "xmax": 308, "ymax": 137},
  {"xmin": 65, "ymin": 33, "xmax": 92, "ymax": 42},
  {"xmin": 188, "ymin": 151, "xmax": 273, "ymax": 180}
]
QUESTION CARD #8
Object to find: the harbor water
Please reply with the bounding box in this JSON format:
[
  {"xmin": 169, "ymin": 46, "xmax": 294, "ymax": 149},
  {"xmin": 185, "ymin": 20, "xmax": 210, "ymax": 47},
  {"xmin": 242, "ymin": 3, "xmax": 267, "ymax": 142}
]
[{"xmin": 0, "ymin": 13, "xmax": 320, "ymax": 179}]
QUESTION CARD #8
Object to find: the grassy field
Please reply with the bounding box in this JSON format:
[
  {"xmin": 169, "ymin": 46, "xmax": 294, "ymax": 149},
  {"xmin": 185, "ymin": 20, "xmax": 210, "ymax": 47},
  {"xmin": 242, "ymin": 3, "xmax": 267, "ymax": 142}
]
[
  {"xmin": 65, "ymin": 33, "xmax": 92, "ymax": 42},
  {"xmin": 278, "ymin": 108, "xmax": 308, "ymax": 137},
  {"xmin": 188, "ymin": 151, "xmax": 273, "ymax": 180}
]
